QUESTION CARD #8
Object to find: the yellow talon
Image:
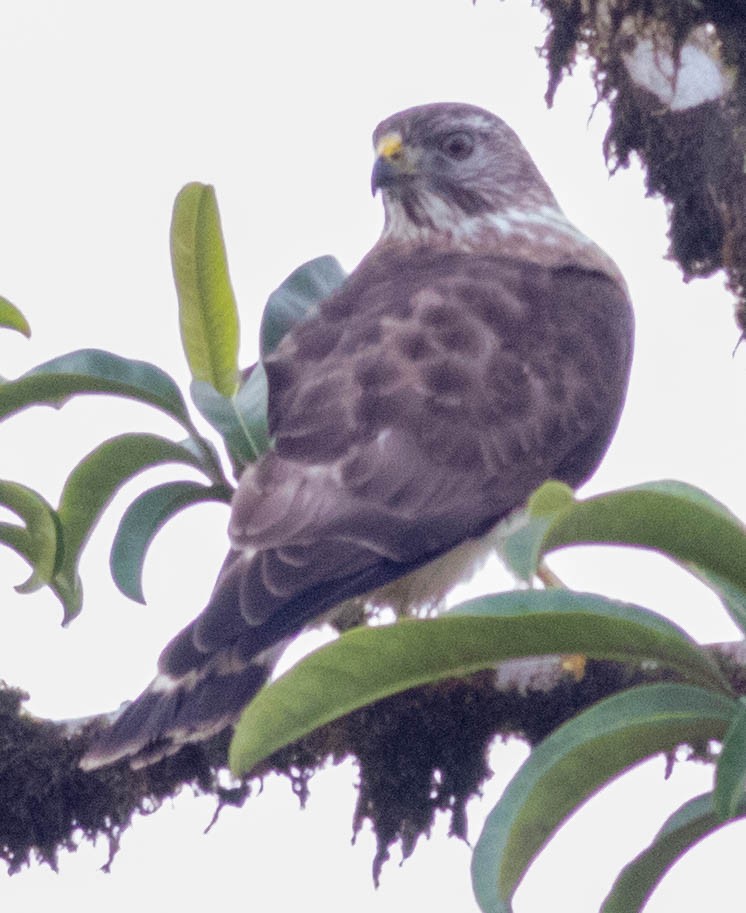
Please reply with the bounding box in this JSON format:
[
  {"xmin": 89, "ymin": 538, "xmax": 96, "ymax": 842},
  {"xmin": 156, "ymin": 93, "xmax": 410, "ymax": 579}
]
[{"xmin": 561, "ymin": 653, "xmax": 587, "ymax": 681}]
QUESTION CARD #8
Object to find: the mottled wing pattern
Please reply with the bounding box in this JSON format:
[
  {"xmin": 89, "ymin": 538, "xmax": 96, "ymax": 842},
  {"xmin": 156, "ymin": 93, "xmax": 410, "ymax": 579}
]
[
  {"xmin": 82, "ymin": 246, "xmax": 630, "ymax": 769},
  {"xmin": 164, "ymin": 248, "xmax": 631, "ymax": 676}
]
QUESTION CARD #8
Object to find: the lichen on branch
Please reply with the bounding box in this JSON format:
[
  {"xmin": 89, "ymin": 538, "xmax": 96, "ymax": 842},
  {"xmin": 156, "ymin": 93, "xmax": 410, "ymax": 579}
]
[{"xmin": 537, "ymin": 0, "xmax": 746, "ymax": 331}]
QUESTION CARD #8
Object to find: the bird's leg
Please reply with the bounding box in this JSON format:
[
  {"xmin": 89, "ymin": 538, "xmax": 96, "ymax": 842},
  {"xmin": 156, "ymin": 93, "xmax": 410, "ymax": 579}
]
[
  {"xmin": 536, "ymin": 561, "xmax": 564, "ymax": 589},
  {"xmin": 536, "ymin": 561, "xmax": 586, "ymax": 680}
]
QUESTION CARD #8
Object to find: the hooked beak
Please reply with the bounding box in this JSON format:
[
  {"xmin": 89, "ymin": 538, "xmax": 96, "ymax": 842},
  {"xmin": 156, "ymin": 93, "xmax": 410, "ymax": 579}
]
[{"xmin": 371, "ymin": 132, "xmax": 417, "ymax": 195}]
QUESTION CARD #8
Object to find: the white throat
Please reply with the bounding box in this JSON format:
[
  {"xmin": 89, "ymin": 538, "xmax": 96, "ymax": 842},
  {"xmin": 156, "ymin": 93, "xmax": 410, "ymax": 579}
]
[
  {"xmin": 378, "ymin": 190, "xmax": 626, "ymax": 286},
  {"xmin": 380, "ymin": 191, "xmax": 588, "ymax": 251}
]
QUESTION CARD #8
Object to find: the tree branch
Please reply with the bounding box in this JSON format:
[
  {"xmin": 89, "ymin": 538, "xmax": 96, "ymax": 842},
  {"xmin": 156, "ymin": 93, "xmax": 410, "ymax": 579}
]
[
  {"xmin": 537, "ymin": 0, "xmax": 746, "ymax": 333},
  {"xmin": 1, "ymin": 638, "xmax": 742, "ymax": 877}
]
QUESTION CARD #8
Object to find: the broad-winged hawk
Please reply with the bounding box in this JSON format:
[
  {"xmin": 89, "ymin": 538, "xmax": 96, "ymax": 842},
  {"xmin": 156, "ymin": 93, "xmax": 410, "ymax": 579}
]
[{"xmin": 82, "ymin": 102, "xmax": 634, "ymax": 770}]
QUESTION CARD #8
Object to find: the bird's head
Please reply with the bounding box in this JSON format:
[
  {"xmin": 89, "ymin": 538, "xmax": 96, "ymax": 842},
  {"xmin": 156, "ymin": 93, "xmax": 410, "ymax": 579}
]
[{"xmin": 371, "ymin": 102, "xmax": 560, "ymax": 244}]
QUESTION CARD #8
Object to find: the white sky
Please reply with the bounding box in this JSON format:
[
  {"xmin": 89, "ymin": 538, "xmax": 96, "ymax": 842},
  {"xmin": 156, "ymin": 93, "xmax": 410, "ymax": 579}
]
[{"xmin": 0, "ymin": 2, "xmax": 745, "ymax": 911}]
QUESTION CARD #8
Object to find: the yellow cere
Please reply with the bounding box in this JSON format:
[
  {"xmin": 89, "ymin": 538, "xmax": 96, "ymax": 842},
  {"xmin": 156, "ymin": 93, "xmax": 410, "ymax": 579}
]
[{"xmin": 376, "ymin": 132, "xmax": 404, "ymax": 160}]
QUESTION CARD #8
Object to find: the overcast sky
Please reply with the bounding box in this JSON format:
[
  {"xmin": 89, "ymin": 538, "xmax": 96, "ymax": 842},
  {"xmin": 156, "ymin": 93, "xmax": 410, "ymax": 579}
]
[{"xmin": 0, "ymin": 2, "xmax": 745, "ymax": 911}]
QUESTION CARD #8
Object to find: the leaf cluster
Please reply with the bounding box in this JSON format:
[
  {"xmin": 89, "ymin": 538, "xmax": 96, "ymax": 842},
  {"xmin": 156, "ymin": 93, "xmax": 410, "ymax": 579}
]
[
  {"xmin": 231, "ymin": 480, "xmax": 746, "ymax": 911},
  {"xmin": 0, "ymin": 184, "xmax": 344, "ymax": 620}
]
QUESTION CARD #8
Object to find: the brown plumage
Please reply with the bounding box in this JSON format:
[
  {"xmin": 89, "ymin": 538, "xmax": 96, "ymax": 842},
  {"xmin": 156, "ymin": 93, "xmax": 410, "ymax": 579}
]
[{"xmin": 81, "ymin": 103, "xmax": 633, "ymax": 770}]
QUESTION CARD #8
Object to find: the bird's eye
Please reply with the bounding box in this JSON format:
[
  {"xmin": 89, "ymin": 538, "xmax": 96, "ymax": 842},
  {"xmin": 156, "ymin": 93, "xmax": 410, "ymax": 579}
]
[{"xmin": 439, "ymin": 131, "xmax": 475, "ymax": 161}]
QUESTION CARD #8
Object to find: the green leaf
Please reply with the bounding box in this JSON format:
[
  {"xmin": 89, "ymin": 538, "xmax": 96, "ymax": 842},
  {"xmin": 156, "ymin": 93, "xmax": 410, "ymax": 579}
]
[
  {"xmin": 171, "ymin": 182, "xmax": 240, "ymax": 397},
  {"xmin": 602, "ymin": 792, "xmax": 746, "ymax": 913},
  {"xmin": 0, "ymin": 348, "xmax": 194, "ymax": 430},
  {"xmin": 543, "ymin": 482, "xmax": 746, "ymax": 571},
  {"xmin": 173, "ymin": 433, "xmax": 227, "ymax": 480},
  {"xmin": 190, "ymin": 254, "xmax": 346, "ymax": 473},
  {"xmin": 55, "ymin": 432, "xmax": 210, "ymax": 622},
  {"xmin": 0, "ymin": 522, "xmax": 32, "ymax": 561},
  {"xmin": 546, "ymin": 482, "xmax": 746, "ymax": 632},
  {"xmin": 110, "ymin": 480, "xmax": 231, "ymax": 603},
  {"xmin": 233, "ymin": 363, "xmax": 270, "ymax": 456},
  {"xmin": 501, "ymin": 481, "xmax": 574, "ymax": 581},
  {"xmin": 0, "ymin": 297, "xmax": 31, "ymax": 337},
  {"xmin": 260, "ymin": 255, "xmax": 347, "ymax": 357},
  {"xmin": 0, "ymin": 481, "xmax": 60, "ymax": 592},
  {"xmin": 228, "ymin": 590, "xmax": 728, "ymax": 775},
  {"xmin": 0, "ymin": 482, "xmax": 79, "ymax": 616},
  {"xmin": 191, "ymin": 363, "xmax": 270, "ymax": 475},
  {"xmin": 503, "ymin": 480, "xmax": 746, "ymax": 631},
  {"xmin": 714, "ymin": 697, "xmax": 746, "ymax": 820},
  {"xmin": 471, "ymin": 684, "xmax": 738, "ymax": 913}
]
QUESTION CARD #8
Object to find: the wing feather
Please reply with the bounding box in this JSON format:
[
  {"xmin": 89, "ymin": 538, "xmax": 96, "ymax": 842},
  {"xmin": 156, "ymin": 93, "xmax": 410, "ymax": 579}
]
[
  {"xmin": 83, "ymin": 249, "xmax": 632, "ymax": 769},
  {"xmin": 159, "ymin": 251, "xmax": 632, "ymax": 676}
]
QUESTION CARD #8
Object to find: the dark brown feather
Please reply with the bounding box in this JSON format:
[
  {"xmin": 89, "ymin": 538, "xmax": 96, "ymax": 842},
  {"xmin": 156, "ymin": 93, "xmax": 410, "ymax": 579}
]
[{"xmin": 173, "ymin": 250, "xmax": 632, "ymax": 665}]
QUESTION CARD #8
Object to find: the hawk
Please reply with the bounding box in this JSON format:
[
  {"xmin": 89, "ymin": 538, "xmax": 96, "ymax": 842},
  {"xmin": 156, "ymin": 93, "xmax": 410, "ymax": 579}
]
[{"xmin": 82, "ymin": 102, "xmax": 633, "ymax": 770}]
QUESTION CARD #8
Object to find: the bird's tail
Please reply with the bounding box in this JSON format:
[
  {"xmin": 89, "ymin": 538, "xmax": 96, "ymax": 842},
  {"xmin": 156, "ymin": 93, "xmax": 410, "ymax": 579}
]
[{"xmin": 79, "ymin": 652, "xmax": 273, "ymax": 771}]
